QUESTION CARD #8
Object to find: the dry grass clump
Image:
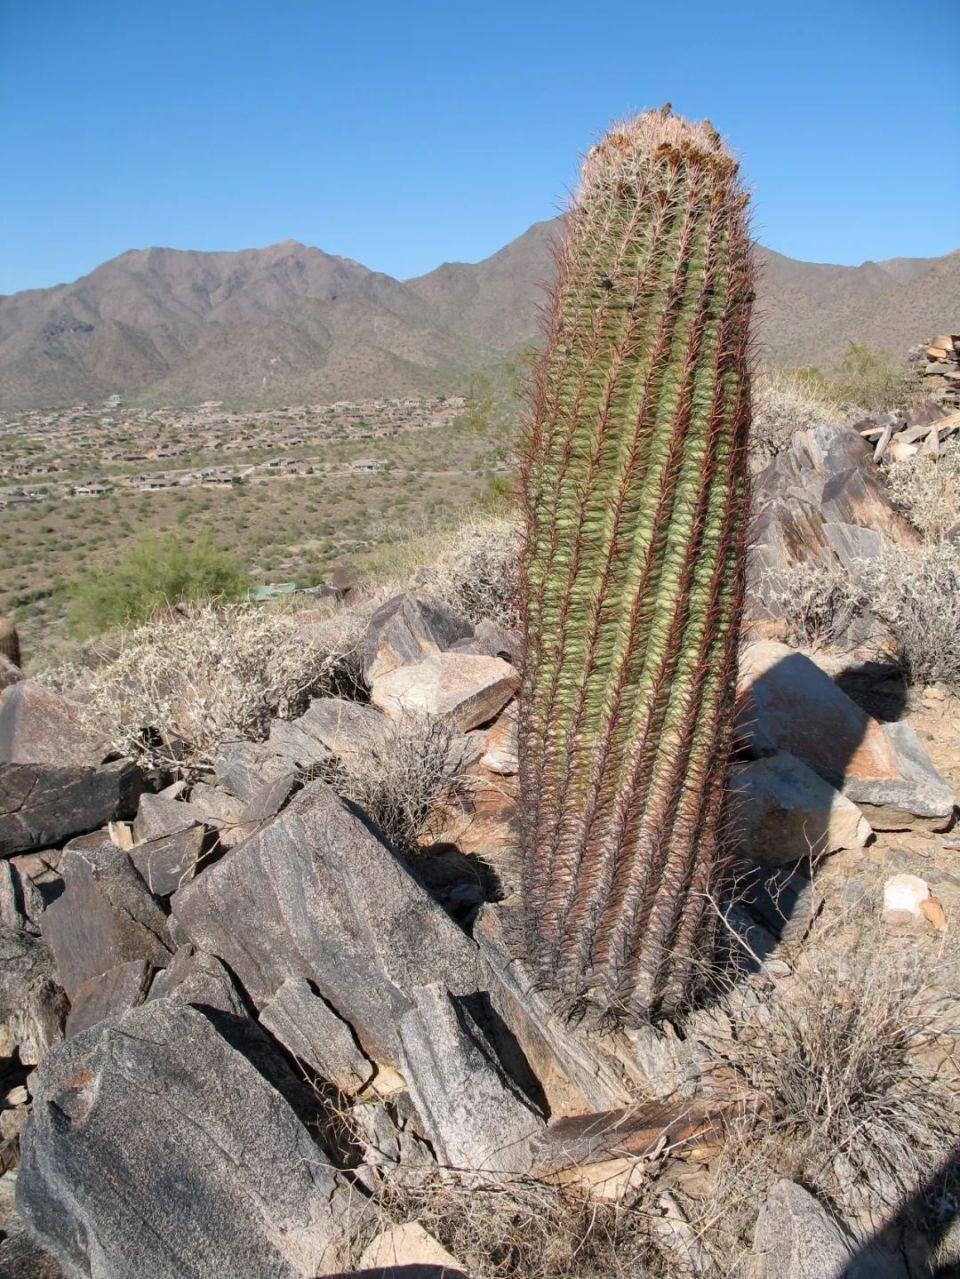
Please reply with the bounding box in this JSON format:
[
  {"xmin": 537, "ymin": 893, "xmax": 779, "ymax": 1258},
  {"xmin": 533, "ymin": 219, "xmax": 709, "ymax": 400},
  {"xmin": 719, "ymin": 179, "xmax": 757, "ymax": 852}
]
[
  {"xmin": 757, "ymin": 558, "xmax": 866, "ymax": 648},
  {"xmin": 322, "ymin": 712, "xmax": 468, "ymax": 855},
  {"xmin": 751, "ymin": 369, "xmax": 850, "ymax": 467},
  {"xmin": 884, "ymin": 444, "xmax": 960, "ymax": 544},
  {"xmin": 702, "ymin": 927, "xmax": 960, "ymax": 1257},
  {"xmin": 356, "ymin": 513, "xmax": 521, "ymax": 629},
  {"xmin": 49, "ymin": 602, "xmax": 366, "ymax": 770},
  {"xmin": 859, "ymin": 542, "xmax": 960, "ymax": 690},
  {"xmin": 346, "ymin": 1176, "xmax": 678, "ymax": 1279}
]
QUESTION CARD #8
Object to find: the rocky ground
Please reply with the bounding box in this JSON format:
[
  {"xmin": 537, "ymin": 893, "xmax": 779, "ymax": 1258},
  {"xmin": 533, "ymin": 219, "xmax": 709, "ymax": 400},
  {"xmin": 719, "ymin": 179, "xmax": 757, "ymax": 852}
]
[{"xmin": 0, "ymin": 400, "xmax": 959, "ymax": 1279}]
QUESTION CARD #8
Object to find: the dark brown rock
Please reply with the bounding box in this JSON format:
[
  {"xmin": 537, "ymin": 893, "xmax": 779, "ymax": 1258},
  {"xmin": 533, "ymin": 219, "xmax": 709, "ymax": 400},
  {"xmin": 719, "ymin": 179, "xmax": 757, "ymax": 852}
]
[
  {"xmin": 172, "ymin": 779, "xmax": 479, "ymax": 1066},
  {"xmin": 41, "ymin": 844, "xmax": 172, "ymax": 999},
  {"xmin": 0, "ymin": 925, "xmax": 67, "ymax": 1065},
  {"xmin": 0, "ymin": 681, "xmax": 107, "ymax": 767},
  {"xmin": 363, "ymin": 594, "xmax": 473, "ymax": 684},
  {"xmin": 0, "ymin": 761, "xmax": 146, "ymax": 857},
  {"xmin": 65, "ymin": 959, "xmax": 154, "ymax": 1038},
  {"xmin": 128, "ymin": 823, "xmax": 212, "ymax": 897}
]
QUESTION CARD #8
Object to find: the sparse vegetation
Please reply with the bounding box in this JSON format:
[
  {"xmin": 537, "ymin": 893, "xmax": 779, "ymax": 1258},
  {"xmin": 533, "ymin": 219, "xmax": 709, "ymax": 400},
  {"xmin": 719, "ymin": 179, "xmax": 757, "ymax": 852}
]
[
  {"xmin": 861, "ymin": 543, "xmax": 960, "ymax": 691},
  {"xmin": 792, "ymin": 341, "xmax": 911, "ymax": 413},
  {"xmin": 885, "ymin": 444, "xmax": 960, "ymax": 543},
  {"xmin": 751, "ymin": 368, "xmax": 850, "ymax": 465}
]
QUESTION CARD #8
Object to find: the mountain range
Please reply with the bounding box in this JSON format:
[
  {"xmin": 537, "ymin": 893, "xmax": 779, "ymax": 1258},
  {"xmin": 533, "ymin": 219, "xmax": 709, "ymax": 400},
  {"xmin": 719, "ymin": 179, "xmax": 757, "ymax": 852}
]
[{"xmin": 1, "ymin": 220, "xmax": 957, "ymax": 408}]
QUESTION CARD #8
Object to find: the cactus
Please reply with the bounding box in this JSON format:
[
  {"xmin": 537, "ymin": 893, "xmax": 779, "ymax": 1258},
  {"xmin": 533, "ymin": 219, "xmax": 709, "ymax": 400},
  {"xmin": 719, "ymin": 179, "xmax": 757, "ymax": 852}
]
[
  {"xmin": 0, "ymin": 616, "xmax": 20, "ymax": 668},
  {"xmin": 518, "ymin": 109, "xmax": 755, "ymax": 1022}
]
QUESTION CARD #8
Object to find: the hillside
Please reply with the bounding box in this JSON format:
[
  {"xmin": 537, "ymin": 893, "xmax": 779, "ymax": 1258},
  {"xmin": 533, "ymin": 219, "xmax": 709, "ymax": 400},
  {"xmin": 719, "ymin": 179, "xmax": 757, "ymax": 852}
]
[{"xmin": 0, "ymin": 225, "xmax": 957, "ymax": 408}]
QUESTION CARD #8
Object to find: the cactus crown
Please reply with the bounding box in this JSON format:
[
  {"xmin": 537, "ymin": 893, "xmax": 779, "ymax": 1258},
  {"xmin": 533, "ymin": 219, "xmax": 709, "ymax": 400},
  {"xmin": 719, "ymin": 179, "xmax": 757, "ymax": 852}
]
[{"xmin": 518, "ymin": 108, "xmax": 754, "ymax": 1023}]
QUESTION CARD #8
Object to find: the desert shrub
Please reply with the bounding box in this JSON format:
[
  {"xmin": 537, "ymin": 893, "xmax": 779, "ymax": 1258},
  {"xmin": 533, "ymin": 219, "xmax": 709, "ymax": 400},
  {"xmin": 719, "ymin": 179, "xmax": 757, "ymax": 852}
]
[
  {"xmin": 758, "ymin": 558, "xmax": 865, "ymax": 648},
  {"xmin": 69, "ymin": 529, "xmax": 249, "ymax": 636},
  {"xmin": 751, "ymin": 369, "xmax": 849, "ymax": 466},
  {"xmin": 791, "ymin": 343, "xmax": 911, "ymax": 413},
  {"xmin": 860, "ymin": 542, "xmax": 960, "ymax": 690},
  {"xmin": 62, "ymin": 602, "xmax": 365, "ymax": 769},
  {"xmin": 705, "ymin": 928, "xmax": 960, "ymax": 1240},
  {"xmin": 884, "ymin": 445, "xmax": 960, "ymax": 543},
  {"xmin": 323, "ymin": 712, "xmax": 465, "ymax": 855}
]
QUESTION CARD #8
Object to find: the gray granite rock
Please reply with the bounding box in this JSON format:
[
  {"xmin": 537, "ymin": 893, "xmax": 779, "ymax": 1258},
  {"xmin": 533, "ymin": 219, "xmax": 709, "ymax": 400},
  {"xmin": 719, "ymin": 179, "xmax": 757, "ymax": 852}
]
[
  {"xmin": 398, "ymin": 983, "xmax": 544, "ymax": 1175},
  {"xmin": 146, "ymin": 945, "xmax": 245, "ymax": 1015},
  {"xmin": 16, "ymin": 999, "xmax": 354, "ymax": 1279},
  {"xmin": 172, "ymin": 779, "xmax": 479, "ymax": 1065},
  {"xmin": 128, "ymin": 823, "xmax": 211, "ymax": 897},
  {"xmin": 0, "ymin": 761, "xmax": 146, "ymax": 857},
  {"xmin": 41, "ymin": 844, "xmax": 172, "ymax": 999},
  {"xmin": 296, "ymin": 696, "xmax": 387, "ymax": 758},
  {"xmin": 0, "ymin": 925, "xmax": 66, "ymax": 1065},
  {"xmin": 259, "ymin": 975, "xmax": 374, "ymax": 1093}
]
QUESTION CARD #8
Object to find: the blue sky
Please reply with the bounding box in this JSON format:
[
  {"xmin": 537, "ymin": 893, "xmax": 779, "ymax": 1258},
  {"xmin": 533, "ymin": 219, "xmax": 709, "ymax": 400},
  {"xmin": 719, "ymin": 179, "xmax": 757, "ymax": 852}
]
[{"xmin": 1, "ymin": 0, "xmax": 957, "ymax": 295}]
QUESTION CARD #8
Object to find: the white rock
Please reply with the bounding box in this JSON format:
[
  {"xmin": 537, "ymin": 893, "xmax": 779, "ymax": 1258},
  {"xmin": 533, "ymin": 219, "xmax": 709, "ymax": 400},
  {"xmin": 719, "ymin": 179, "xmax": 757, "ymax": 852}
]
[
  {"xmin": 882, "ymin": 873, "xmax": 930, "ymax": 925},
  {"xmin": 359, "ymin": 1221, "xmax": 465, "ymax": 1274}
]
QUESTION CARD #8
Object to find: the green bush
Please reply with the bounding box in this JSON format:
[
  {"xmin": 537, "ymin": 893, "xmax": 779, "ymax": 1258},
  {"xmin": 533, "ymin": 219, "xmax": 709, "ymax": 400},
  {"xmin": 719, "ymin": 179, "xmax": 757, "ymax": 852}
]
[
  {"xmin": 69, "ymin": 529, "xmax": 250, "ymax": 636},
  {"xmin": 792, "ymin": 343, "xmax": 909, "ymax": 412}
]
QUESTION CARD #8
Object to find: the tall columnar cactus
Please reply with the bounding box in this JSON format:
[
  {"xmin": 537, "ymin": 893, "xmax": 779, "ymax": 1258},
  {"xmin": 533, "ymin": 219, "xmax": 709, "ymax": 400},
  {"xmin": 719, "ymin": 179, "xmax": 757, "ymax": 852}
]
[{"xmin": 519, "ymin": 109, "xmax": 755, "ymax": 1023}]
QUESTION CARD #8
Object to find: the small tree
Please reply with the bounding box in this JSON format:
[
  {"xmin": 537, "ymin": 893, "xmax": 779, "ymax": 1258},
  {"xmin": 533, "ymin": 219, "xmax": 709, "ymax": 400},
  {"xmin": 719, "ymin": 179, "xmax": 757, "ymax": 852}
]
[{"xmin": 69, "ymin": 529, "xmax": 250, "ymax": 636}]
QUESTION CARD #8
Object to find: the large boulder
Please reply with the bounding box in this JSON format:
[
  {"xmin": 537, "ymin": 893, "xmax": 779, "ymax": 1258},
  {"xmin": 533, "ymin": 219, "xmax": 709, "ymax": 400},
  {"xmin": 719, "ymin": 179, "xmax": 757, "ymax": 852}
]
[
  {"xmin": 16, "ymin": 999, "xmax": 354, "ymax": 1279},
  {"xmin": 41, "ymin": 844, "xmax": 172, "ymax": 1000},
  {"xmin": 363, "ymin": 594, "xmax": 474, "ymax": 684},
  {"xmin": 737, "ymin": 642, "xmax": 954, "ymax": 829},
  {"xmin": 0, "ymin": 682, "xmax": 107, "ymax": 768},
  {"xmin": 172, "ymin": 780, "xmax": 479, "ymax": 1065},
  {"xmin": 0, "ymin": 761, "xmax": 146, "ymax": 857},
  {"xmin": 371, "ymin": 651, "xmax": 519, "ymax": 732}
]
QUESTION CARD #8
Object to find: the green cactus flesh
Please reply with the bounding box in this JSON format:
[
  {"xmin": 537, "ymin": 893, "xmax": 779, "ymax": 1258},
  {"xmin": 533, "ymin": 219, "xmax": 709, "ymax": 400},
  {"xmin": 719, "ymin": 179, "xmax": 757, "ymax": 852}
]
[{"xmin": 518, "ymin": 110, "xmax": 755, "ymax": 1022}]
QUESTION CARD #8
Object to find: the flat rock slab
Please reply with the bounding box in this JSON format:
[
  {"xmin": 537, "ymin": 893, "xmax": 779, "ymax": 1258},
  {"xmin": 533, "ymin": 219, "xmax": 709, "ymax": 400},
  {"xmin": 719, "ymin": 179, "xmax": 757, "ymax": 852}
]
[
  {"xmin": 0, "ymin": 682, "xmax": 107, "ymax": 768},
  {"xmin": 129, "ymin": 823, "xmax": 211, "ymax": 897},
  {"xmin": 730, "ymin": 750, "xmax": 871, "ymax": 864},
  {"xmin": 530, "ymin": 1100, "xmax": 722, "ymax": 1173},
  {"xmin": 737, "ymin": 642, "xmax": 954, "ymax": 827},
  {"xmin": 64, "ymin": 958, "xmax": 153, "ymax": 1039},
  {"xmin": 259, "ymin": 976, "xmax": 374, "ymax": 1094},
  {"xmin": 132, "ymin": 791, "xmax": 206, "ymax": 843},
  {"xmin": 0, "ymin": 760, "xmax": 146, "ymax": 857},
  {"xmin": 172, "ymin": 780, "xmax": 479, "ymax": 1065},
  {"xmin": 212, "ymin": 740, "xmax": 295, "ymax": 803},
  {"xmin": 481, "ymin": 702, "xmax": 519, "ymax": 775},
  {"xmin": 41, "ymin": 844, "xmax": 172, "ymax": 1000},
  {"xmin": 16, "ymin": 999, "xmax": 354, "ymax": 1279},
  {"xmin": 398, "ymin": 983, "xmax": 544, "ymax": 1175},
  {"xmin": 363, "ymin": 594, "xmax": 474, "ymax": 684},
  {"xmin": 296, "ymin": 696, "xmax": 387, "ymax": 758},
  {"xmin": 359, "ymin": 1222, "xmax": 466, "ymax": 1276},
  {"xmin": 372, "ymin": 652, "xmax": 519, "ymax": 733}
]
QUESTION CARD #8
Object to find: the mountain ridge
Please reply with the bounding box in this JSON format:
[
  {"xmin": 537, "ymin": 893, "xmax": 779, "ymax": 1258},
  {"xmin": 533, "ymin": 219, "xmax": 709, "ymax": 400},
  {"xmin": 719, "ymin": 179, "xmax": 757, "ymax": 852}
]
[{"xmin": 1, "ymin": 224, "xmax": 957, "ymax": 408}]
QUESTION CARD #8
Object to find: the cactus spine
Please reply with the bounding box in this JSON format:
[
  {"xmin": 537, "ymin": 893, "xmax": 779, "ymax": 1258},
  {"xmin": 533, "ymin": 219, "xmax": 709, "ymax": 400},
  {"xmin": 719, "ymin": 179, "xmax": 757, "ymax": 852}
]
[{"xmin": 518, "ymin": 110, "xmax": 754, "ymax": 1022}]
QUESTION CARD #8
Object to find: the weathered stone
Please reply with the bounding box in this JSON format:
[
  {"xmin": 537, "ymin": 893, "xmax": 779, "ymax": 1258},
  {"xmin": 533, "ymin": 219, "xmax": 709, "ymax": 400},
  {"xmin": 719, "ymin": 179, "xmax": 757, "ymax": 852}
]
[
  {"xmin": 212, "ymin": 739, "xmax": 293, "ymax": 802},
  {"xmin": 0, "ymin": 858, "xmax": 48, "ymax": 932},
  {"xmin": 65, "ymin": 959, "xmax": 153, "ymax": 1038},
  {"xmin": 0, "ymin": 681, "xmax": 107, "ymax": 768},
  {"xmin": 398, "ymin": 983, "xmax": 544, "ymax": 1175},
  {"xmin": 264, "ymin": 718, "xmax": 331, "ymax": 769},
  {"xmin": 260, "ymin": 976, "xmax": 374, "ymax": 1093},
  {"xmin": 132, "ymin": 790, "xmax": 205, "ymax": 843},
  {"xmin": 359, "ymin": 1222, "xmax": 467, "ymax": 1276},
  {"xmin": 17, "ymin": 999, "xmax": 354, "ymax": 1278},
  {"xmin": 737, "ymin": 642, "xmax": 954, "ymax": 827},
  {"xmin": 172, "ymin": 780, "xmax": 478, "ymax": 1065},
  {"xmin": 747, "ymin": 1179, "xmax": 905, "ymax": 1279},
  {"xmin": 480, "ymin": 701, "xmax": 518, "ymax": 775},
  {"xmin": 0, "ymin": 926, "xmax": 66, "ymax": 1065},
  {"xmin": 147, "ymin": 945, "xmax": 245, "ymax": 1015},
  {"xmin": 187, "ymin": 780, "xmax": 246, "ymax": 826},
  {"xmin": 41, "ymin": 844, "xmax": 172, "ymax": 999},
  {"xmin": 363, "ymin": 593, "xmax": 474, "ymax": 684},
  {"xmin": 233, "ymin": 772, "xmax": 302, "ymax": 844},
  {"xmin": 731, "ymin": 750, "xmax": 871, "ymax": 864},
  {"xmin": 0, "ymin": 760, "xmax": 146, "ymax": 858},
  {"xmin": 296, "ymin": 696, "xmax": 387, "ymax": 758},
  {"xmin": 0, "ymin": 1171, "xmax": 65, "ymax": 1279},
  {"xmin": 531, "ymin": 1099, "xmax": 722, "ymax": 1173},
  {"xmin": 129, "ymin": 823, "xmax": 211, "ymax": 897},
  {"xmin": 372, "ymin": 651, "xmax": 519, "ymax": 732}
]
